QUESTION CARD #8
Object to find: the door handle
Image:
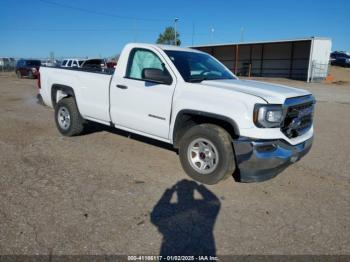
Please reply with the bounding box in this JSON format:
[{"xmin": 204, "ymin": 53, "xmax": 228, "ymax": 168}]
[{"xmin": 116, "ymin": 84, "xmax": 128, "ymax": 89}]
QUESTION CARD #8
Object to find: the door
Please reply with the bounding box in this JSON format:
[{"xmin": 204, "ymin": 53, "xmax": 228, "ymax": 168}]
[{"xmin": 110, "ymin": 48, "xmax": 176, "ymax": 139}]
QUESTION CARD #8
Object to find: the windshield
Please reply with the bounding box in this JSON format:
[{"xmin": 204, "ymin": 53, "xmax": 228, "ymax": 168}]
[{"xmin": 164, "ymin": 50, "xmax": 235, "ymax": 82}]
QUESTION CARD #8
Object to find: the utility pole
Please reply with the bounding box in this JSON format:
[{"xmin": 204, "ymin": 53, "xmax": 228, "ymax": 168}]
[
  {"xmin": 191, "ymin": 22, "xmax": 195, "ymax": 46},
  {"xmin": 210, "ymin": 27, "xmax": 215, "ymax": 44},
  {"xmin": 240, "ymin": 27, "xmax": 245, "ymax": 42},
  {"xmin": 49, "ymin": 51, "xmax": 54, "ymax": 63},
  {"xmin": 174, "ymin": 17, "xmax": 179, "ymax": 46}
]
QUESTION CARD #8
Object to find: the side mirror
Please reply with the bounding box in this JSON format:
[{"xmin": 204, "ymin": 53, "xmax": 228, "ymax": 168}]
[{"xmin": 142, "ymin": 68, "xmax": 172, "ymax": 85}]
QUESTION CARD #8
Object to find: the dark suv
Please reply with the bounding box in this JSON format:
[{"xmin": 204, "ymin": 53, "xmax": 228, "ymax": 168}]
[
  {"xmin": 15, "ymin": 59, "xmax": 41, "ymax": 78},
  {"xmin": 330, "ymin": 52, "xmax": 350, "ymax": 67}
]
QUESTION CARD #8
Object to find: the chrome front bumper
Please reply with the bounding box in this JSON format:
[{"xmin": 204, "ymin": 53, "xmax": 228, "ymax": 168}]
[{"xmin": 232, "ymin": 136, "xmax": 313, "ymax": 182}]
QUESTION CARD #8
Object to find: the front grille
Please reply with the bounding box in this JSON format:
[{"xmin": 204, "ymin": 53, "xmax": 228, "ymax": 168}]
[{"xmin": 281, "ymin": 97, "xmax": 315, "ymax": 138}]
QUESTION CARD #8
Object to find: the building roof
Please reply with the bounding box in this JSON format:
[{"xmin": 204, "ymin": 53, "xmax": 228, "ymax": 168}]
[{"xmin": 190, "ymin": 36, "xmax": 331, "ymax": 48}]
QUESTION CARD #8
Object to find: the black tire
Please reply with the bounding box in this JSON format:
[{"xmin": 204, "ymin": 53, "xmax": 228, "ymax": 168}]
[
  {"xmin": 54, "ymin": 97, "xmax": 84, "ymax": 136},
  {"xmin": 16, "ymin": 71, "xmax": 22, "ymax": 78},
  {"xmin": 179, "ymin": 124, "xmax": 236, "ymax": 185}
]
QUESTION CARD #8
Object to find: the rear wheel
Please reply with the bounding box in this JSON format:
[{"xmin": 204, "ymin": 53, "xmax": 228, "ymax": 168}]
[
  {"xmin": 54, "ymin": 97, "xmax": 84, "ymax": 136},
  {"xmin": 16, "ymin": 71, "xmax": 22, "ymax": 78},
  {"xmin": 179, "ymin": 124, "xmax": 236, "ymax": 185}
]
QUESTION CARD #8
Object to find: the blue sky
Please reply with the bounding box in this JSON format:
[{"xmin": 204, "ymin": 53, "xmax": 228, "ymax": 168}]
[{"xmin": 0, "ymin": 0, "xmax": 349, "ymax": 58}]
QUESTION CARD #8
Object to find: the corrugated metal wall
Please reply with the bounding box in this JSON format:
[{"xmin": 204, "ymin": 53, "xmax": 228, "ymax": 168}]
[{"xmin": 194, "ymin": 40, "xmax": 311, "ymax": 80}]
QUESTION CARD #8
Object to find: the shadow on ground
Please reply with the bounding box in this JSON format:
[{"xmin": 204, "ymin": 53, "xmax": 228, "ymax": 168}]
[
  {"xmin": 82, "ymin": 122, "xmax": 176, "ymax": 152},
  {"xmin": 150, "ymin": 179, "xmax": 221, "ymax": 256}
]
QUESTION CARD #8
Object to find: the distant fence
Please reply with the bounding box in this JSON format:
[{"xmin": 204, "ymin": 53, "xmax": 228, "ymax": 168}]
[
  {"xmin": 0, "ymin": 58, "xmax": 16, "ymax": 72},
  {"xmin": 309, "ymin": 61, "xmax": 330, "ymax": 82},
  {"xmin": 0, "ymin": 65, "xmax": 15, "ymax": 72}
]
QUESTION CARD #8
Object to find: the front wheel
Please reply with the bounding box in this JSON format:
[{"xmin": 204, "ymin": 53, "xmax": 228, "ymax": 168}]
[
  {"xmin": 16, "ymin": 71, "xmax": 22, "ymax": 78},
  {"xmin": 179, "ymin": 124, "xmax": 236, "ymax": 185},
  {"xmin": 54, "ymin": 97, "xmax": 84, "ymax": 136}
]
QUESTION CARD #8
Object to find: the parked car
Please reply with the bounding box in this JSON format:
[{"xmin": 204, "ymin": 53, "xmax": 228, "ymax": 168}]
[
  {"xmin": 61, "ymin": 59, "xmax": 85, "ymax": 68},
  {"xmin": 80, "ymin": 59, "xmax": 115, "ymax": 73},
  {"xmin": 61, "ymin": 58, "xmax": 114, "ymax": 71},
  {"xmin": 41, "ymin": 59, "xmax": 60, "ymax": 67},
  {"xmin": 15, "ymin": 59, "xmax": 41, "ymax": 78},
  {"xmin": 106, "ymin": 61, "xmax": 117, "ymax": 68},
  {"xmin": 81, "ymin": 59, "xmax": 106, "ymax": 70},
  {"xmin": 38, "ymin": 43, "xmax": 315, "ymax": 185},
  {"xmin": 330, "ymin": 51, "xmax": 350, "ymax": 67}
]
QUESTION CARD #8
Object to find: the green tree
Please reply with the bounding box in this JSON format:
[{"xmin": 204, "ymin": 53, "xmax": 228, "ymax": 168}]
[{"xmin": 156, "ymin": 26, "xmax": 181, "ymax": 46}]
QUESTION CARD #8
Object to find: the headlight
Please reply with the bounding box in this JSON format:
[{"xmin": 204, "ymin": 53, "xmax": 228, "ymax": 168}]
[{"xmin": 253, "ymin": 104, "xmax": 283, "ymax": 128}]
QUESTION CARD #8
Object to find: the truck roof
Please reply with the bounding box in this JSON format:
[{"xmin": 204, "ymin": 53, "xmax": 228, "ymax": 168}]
[{"xmin": 125, "ymin": 43, "xmax": 203, "ymax": 53}]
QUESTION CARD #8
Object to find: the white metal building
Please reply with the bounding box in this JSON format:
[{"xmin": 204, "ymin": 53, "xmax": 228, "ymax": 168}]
[{"xmin": 191, "ymin": 37, "xmax": 332, "ymax": 82}]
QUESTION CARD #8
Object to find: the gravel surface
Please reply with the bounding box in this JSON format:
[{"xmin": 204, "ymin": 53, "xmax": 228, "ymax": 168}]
[{"xmin": 0, "ymin": 73, "xmax": 349, "ymax": 255}]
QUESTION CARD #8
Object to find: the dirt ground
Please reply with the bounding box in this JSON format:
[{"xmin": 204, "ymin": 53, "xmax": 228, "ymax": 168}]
[
  {"xmin": 0, "ymin": 69, "xmax": 349, "ymax": 256},
  {"xmin": 329, "ymin": 65, "xmax": 350, "ymax": 84}
]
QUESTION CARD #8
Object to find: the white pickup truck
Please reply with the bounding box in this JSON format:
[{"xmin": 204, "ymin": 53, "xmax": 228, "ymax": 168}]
[{"xmin": 39, "ymin": 43, "xmax": 315, "ymax": 184}]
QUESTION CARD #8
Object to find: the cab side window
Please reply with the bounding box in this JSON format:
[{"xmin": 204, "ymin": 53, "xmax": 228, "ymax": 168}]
[{"xmin": 126, "ymin": 49, "xmax": 164, "ymax": 80}]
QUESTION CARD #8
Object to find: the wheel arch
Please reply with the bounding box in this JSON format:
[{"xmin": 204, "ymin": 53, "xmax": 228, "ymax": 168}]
[
  {"xmin": 51, "ymin": 84, "xmax": 77, "ymax": 108},
  {"xmin": 172, "ymin": 109, "xmax": 240, "ymax": 148}
]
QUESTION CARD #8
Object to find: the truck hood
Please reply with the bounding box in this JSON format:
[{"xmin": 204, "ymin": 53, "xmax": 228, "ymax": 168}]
[{"xmin": 199, "ymin": 79, "xmax": 311, "ymax": 104}]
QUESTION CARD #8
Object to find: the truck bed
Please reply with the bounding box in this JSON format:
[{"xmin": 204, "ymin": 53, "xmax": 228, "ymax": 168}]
[{"xmin": 39, "ymin": 66, "xmax": 113, "ymax": 122}]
